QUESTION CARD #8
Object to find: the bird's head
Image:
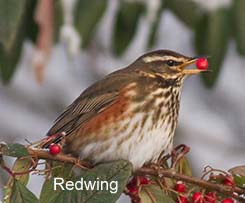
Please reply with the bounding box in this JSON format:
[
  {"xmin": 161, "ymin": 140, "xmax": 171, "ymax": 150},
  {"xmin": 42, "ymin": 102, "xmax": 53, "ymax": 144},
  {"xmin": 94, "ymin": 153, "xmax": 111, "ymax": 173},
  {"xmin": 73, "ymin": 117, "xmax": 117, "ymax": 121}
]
[{"xmin": 133, "ymin": 50, "xmax": 207, "ymax": 84}]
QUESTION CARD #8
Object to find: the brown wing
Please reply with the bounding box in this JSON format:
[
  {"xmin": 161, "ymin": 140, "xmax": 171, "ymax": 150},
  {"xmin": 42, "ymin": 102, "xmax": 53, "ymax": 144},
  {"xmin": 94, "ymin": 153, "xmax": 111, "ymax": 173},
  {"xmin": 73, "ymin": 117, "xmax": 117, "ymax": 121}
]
[
  {"xmin": 45, "ymin": 71, "xmax": 137, "ymax": 146},
  {"xmin": 47, "ymin": 92, "xmax": 119, "ymax": 136}
]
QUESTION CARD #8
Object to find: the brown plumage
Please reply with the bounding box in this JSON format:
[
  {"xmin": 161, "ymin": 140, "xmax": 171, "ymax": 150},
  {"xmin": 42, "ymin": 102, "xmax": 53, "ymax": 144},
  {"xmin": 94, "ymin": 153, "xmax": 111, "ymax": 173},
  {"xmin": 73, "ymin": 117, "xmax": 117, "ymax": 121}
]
[{"xmin": 46, "ymin": 50, "xmax": 205, "ymax": 169}]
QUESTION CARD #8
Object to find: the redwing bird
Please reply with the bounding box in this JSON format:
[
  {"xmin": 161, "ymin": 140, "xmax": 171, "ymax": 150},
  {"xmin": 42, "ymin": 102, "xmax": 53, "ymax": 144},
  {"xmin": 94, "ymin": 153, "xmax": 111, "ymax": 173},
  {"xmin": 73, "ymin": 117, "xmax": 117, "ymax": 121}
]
[{"xmin": 45, "ymin": 50, "xmax": 205, "ymax": 170}]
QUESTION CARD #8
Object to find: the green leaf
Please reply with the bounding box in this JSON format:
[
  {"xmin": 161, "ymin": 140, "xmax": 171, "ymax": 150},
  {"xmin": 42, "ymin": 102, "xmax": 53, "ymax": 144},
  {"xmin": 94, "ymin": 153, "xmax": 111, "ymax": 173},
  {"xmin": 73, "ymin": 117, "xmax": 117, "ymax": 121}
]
[
  {"xmin": 25, "ymin": 1, "xmax": 38, "ymax": 43},
  {"xmin": 147, "ymin": 2, "xmax": 164, "ymax": 48},
  {"xmin": 2, "ymin": 144, "xmax": 29, "ymax": 158},
  {"xmin": 74, "ymin": 0, "xmax": 107, "ymax": 48},
  {"xmin": 194, "ymin": 8, "xmax": 230, "ymax": 88},
  {"xmin": 112, "ymin": 1, "xmax": 145, "ymax": 56},
  {"xmin": 176, "ymin": 157, "xmax": 192, "ymax": 176},
  {"xmin": 50, "ymin": 161, "xmax": 74, "ymax": 178},
  {"xmin": 39, "ymin": 178, "xmax": 61, "ymax": 203},
  {"xmin": 229, "ymin": 165, "xmax": 245, "ymax": 188},
  {"xmin": 40, "ymin": 160, "xmax": 132, "ymax": 203},
  {"xmin": 12, "ymin": 158, "xmax": 31, "ymax": 185},
  {"xmin": 229, "ymin": 165, "xmax": 245, "ymax": 176},
  {"xmin": 233, "ymin": 175, "xmax": 245, "ymax": 189},
  {"xmin": 166, "ymin": 0, "xmax": 200, "ymax": 27},
  {"xmin": 0, "ymin": 0, "xmax": 33, "ymax": 84},
  {"xmin": 232, "ymin": 0, "xmax": 245, "ymax": 55},
  {"xmin": 140, "ymin": 184, "xmax": 175, "ymax": 203},
  {"xmin": 10, "ymin": 179, "xmax": 38, "ymax": 203},
  {"xmin": 3, "ymin": 185, "xmax": 12, "ymax": 203},
  {"xmin": 53, "ymin": 0, "xmax": 64, "ymax": 42}
]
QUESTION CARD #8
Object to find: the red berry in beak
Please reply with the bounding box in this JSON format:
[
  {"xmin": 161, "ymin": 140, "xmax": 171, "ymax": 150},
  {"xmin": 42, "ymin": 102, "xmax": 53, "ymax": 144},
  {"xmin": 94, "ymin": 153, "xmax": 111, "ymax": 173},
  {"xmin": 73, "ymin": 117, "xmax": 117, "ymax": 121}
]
[
  {"xmin": 49, "ymin": 144, "xmax": 61, "ymax": 155},
  {"xmin": 196, "ymin": 58, "xmax": 208, "ymax": 70}
]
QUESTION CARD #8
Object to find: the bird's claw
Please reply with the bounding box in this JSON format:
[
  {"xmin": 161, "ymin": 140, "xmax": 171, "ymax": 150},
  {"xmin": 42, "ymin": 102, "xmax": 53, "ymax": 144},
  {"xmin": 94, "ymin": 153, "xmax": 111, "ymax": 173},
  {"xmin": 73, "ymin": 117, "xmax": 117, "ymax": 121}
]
[{"xmin": 170, "ymin": 144, "xmax": 190, "ymax": 168}]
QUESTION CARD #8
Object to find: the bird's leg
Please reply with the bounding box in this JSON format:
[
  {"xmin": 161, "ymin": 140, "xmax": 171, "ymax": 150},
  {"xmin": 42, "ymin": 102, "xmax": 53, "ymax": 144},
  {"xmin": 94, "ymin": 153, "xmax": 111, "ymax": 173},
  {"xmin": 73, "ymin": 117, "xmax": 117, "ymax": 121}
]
[
  {"xmin": 157, "ymin": 150, "xmax": 171, "ymax": 167},
  {"xmin": 74, "ymin": 159, "xmax": 91, "ymax": 170},
  {"xmin": 143, "ymin": 162, "xmax": 164, "ymax": 177},
  {"xmin": 170, "ymin": 144, "xmax": 190, "ymax": 168}
]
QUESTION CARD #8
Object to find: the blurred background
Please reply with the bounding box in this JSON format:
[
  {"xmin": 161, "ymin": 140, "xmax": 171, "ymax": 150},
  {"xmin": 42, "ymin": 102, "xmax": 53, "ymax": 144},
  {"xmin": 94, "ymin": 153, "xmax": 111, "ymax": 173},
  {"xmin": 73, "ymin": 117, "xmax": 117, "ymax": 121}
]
[{"xmin": 0, "ymin": 0, "xmax": 244, "ymax": 200}]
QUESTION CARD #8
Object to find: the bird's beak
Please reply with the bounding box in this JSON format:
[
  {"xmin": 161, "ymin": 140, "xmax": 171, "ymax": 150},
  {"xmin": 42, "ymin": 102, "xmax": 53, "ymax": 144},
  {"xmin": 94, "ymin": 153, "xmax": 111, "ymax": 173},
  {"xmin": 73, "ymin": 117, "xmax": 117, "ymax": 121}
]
[{"xmin": 180, "ymin": 57, "xmax": 206, "ymax": 75}]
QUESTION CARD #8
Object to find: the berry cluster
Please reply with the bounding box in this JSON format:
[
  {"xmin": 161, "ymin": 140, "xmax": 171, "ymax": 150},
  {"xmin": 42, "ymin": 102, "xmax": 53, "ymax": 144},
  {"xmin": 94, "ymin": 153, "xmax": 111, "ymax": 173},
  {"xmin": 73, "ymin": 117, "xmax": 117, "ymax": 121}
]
[
  {"xmin": 175, "ymin": 176, "xmax": 235, "ymax": 203},
  {"xmin": 126, "ymin": 176, "xmax": 150, "ymax": 194}
]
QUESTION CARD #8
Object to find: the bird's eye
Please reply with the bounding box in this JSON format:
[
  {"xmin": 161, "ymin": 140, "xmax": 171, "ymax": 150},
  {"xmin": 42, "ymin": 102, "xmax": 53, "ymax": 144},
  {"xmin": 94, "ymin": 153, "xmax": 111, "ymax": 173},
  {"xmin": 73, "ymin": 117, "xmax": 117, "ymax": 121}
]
[{"xmin": 166, "ymin": 60, "xmax": 175, "ymax": 66}]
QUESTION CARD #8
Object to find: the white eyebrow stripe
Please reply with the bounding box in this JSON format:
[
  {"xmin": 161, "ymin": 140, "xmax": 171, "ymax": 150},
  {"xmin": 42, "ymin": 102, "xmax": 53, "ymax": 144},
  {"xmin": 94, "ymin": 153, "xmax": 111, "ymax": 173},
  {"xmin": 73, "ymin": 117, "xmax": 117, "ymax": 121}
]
[
  {"xmin": 143, "ymin": 56, "xmax": 165, "ymax": 63},
  {"xmin": 142, "ymin": 55, "xmax": 186, "ymax": 63}
]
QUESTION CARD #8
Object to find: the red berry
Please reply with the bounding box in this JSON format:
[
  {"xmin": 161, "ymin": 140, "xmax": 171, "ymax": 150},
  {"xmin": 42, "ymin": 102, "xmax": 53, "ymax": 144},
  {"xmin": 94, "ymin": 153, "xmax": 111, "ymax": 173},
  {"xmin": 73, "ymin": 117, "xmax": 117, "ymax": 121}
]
[
  {"xmin": 175, "ymin": 181, "xmax": 186, "ymax": 192},
  {"xmin": 204, "ymin": 192, "xmax": 216, "ymax": 203},
  {"xmin": 196, "ymin": 58, "xmax": 208, "ymax": 70},
  {"xmin": 139, "ymin": 176, "xmax": 149, "ymax": 185},
  {"xmin": 223, "ymin": 176, "xmax": 234, "ymax": 186},
  {"xmin": 192, "ymin": 192, "xmax": 204, "ymax": 203},
  {"xmin": 129, "ymin": 177, "xmax": 137, "ymax": 185},
  {"xmin": 129, "ymin": 176, "xmax": 149, "ymax": 186},
  {"xmin": 221, "ymin": 198, "xmax": 234, "ymax": 203},
  {"xmin": 49, "ymin": 144, "xmax": 61, "ymax": 155},
  {"xmin": 126, "ymin": 180, "xmax": 138, "ymax": 194},
  {"xmin": 127, "ymin": 185, "xmax": 137, "ymax": 194},
  {"xmin": 178, "ymin": 195, "xmax": 189, "ymax": 203}
]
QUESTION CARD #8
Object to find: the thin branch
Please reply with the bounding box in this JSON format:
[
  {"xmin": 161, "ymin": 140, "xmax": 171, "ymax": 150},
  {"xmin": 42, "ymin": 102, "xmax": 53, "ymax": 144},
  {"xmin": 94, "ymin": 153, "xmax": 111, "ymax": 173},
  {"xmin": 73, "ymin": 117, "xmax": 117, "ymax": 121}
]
[
  {"xmin": 1, "ymin": 146, "xmax": 244, "ymax": 202},
  {"xmin": 27, "ymin": 148, "xmax": 91, "ymax": 169},
  {"xmin": 137, "ymin": 167, "xmax": 245, "ymax": 202},
  {"xmin": 26, "ymin": 148, "xmax": 245, "ymax": 201}
]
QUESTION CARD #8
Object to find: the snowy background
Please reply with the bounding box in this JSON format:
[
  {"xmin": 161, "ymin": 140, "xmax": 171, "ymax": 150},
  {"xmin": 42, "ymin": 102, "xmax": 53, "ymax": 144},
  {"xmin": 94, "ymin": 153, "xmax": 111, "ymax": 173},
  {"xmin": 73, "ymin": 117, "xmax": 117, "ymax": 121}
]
[{"xmin": 0, "ymin": 0, "xmax": 244, "ymax": 201}]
